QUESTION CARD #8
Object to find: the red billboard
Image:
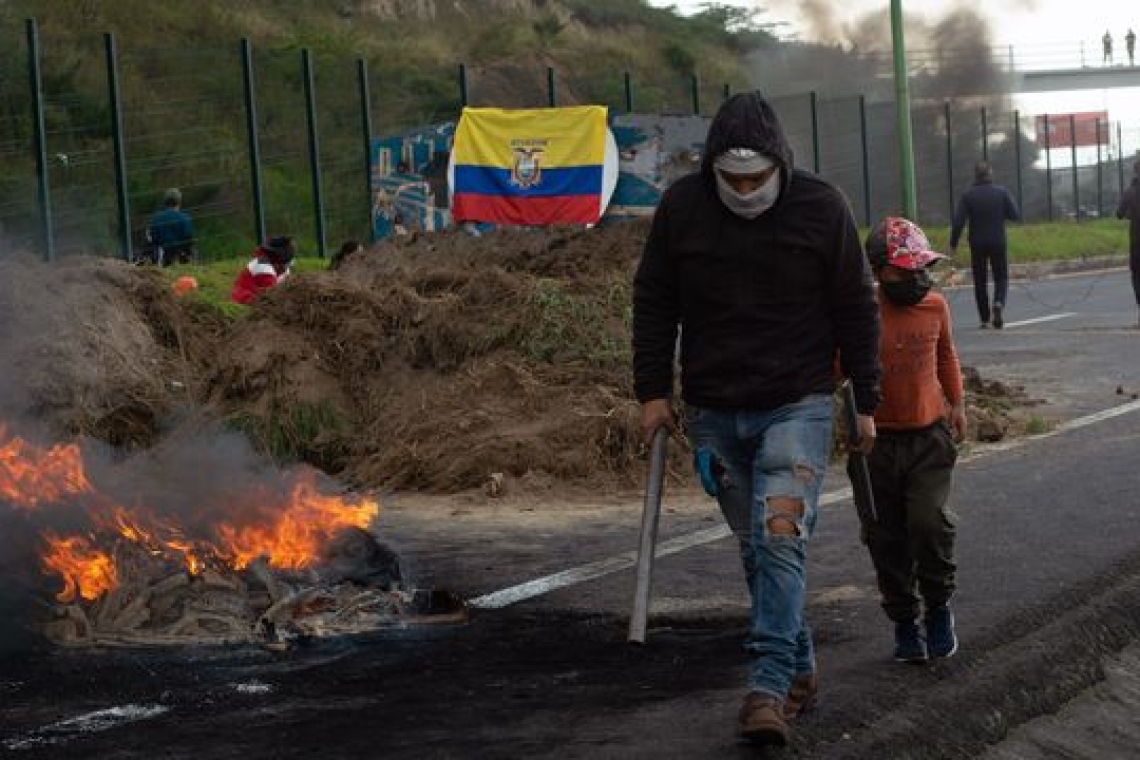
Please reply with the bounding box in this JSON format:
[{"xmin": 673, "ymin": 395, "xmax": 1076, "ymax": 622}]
[{"xmin": 1035, "ymin": 111, "xmax": 1110, "ymax": 148}]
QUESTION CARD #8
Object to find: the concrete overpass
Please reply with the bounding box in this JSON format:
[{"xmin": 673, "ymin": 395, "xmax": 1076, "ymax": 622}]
[{"xmin": 1018, "ymin": 65, "xmax": 1140, "ymax": 93}]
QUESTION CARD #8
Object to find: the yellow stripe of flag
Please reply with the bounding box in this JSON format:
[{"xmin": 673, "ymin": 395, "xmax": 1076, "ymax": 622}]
[{"xmin": 452, "ymin": 106, "xmax": 608, "ymax": 168}]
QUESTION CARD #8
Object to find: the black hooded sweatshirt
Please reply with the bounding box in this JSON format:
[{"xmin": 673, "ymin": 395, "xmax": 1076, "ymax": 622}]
[{"xmin": 632, "ymin": 91, "xmax": 881, "ymax": 413}]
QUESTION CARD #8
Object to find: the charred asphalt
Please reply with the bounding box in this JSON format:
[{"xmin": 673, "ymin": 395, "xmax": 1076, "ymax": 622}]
[{"xmin": 3, "ymin": 266, "xmax": 1140, "ymax": 759}]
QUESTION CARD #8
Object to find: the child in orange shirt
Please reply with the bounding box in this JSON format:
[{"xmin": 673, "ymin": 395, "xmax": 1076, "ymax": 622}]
[{"xmin": 852, "ymin": 217, "xmax": 968, "ymax": 662}]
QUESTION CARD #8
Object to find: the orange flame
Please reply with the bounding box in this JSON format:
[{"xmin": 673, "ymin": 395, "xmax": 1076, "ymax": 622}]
[
  {"xmin": 0, "ymin": 422, "xmax": 92, "ymax": 508},
  {"xmin": 100, "ymin": 505, "xmax": 208, "ymax": 576},
  {"xmin": 6, "ymin": 423, "xmax": 382, "ymax": 605},
  {"xmin": 41, "ymin": 533, "xmax": 117, "ymax": 602},
  {"xmin": 166, "ymin": 540, "xmax": 206, "ymax": 575},
  {"xmin": 217, "ymin": 476, "xmax": 379, "ymax": 570}
]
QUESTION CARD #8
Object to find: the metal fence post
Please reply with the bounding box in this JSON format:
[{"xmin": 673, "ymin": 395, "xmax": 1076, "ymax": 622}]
[
  {"xmin": 980, "ymin": 105, "xmax": 988, "ymax": 162},
  {"xmin": 623, "ymin": 71, "xmax": 633, "ymax": 113},
  {"xmin": 890, "ymin": 0, "xmax": 917, "ymax": 220},
  {"xmin": 26, "ymin": 18, "xmax": 53, "ymax": 262},
  {"xmin": 1069, "ymin": 113, "xmax": 1079, "ymax": 219},
  {"xmin": 945, "ymin": 102, "xmax": 955, "ymax": 222},
  {"xmin": 1044, "ymin": 113, "xmax": 1054, "ymax": 221},
  {"xmin": 1095, "ymin": 117, "xmax": 1103, "ymax": 218},
  {"xmin": 690, "ymin": 73, "xmax": 701, "ymax": 115},
  {"xmin": 302, "ymin": 48, "xmax": 327, "ymax": 258},
  {"xmin": 1118, "ymin": 122, "xmax": 1125, "ymax": 197},
  {"xmin": 1013, "ymin": 110, "xmax": 1023, "ymax": 217},
  {"xmin": 859, "ymin": 94, "xmax": 871, "ymax": 227},
  {"xmin": 547, "ymin": 66, "xmax": 556, "ymax": 107},
  {"xmin": 241, "ymin": 38, "xmax": 266, "ymax": 245},
  {"xmin": 458, "ymin": 63, "xmax": 469, "ymax": 107},
  {"xmin": 358, "ymin": 58, "xmax": 374, "ymax": 242},
  {"xmin": 810, "ymin": 91, "xmax": 820, "ymax": 173},
  {"xmin": 104, "ymin": 32, "xmax": 131, "ymax": 262}
]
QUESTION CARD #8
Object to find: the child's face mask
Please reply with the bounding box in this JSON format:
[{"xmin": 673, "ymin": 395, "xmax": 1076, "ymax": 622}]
[{"xmin": 880, "ymin": 268, "xmax": 933, "ymax": 306}]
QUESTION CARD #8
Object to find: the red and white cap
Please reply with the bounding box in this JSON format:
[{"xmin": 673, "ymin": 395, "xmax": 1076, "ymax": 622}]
[{"xmin": 870, "ymin": 216, "xmax": 946, "ymax": 270}]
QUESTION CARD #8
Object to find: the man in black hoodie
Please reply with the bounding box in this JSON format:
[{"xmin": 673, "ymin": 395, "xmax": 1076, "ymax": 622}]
[
  {"xmin": 632, "ymin": 91, "xmax": 881, "ymax": 746},
  {"xmin": 1115, "ymin": 159, "xmax": 1140, "ymax": 326},
  {"xmin": 949, "ymin": 161, "xmax": 1020, "ymax": 329}
]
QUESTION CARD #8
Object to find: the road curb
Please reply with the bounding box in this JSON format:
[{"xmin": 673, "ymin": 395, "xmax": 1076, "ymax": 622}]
[
  {"xmin": 1011, "ymin": 254, "xmax": 1130, "ymax": 279},
  {"xmin": 941, "ymin": 255, "xmax": 1129, "ymax": 289}
]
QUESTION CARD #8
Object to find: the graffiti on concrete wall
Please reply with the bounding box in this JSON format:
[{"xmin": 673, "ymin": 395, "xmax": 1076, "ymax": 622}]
[{"xmin": 370, "ymin": 113, "xmax": 710, "ymax": 239}]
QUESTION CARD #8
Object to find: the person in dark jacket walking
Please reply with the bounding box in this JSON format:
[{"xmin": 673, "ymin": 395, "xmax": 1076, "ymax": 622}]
[
  {"xmin": 632, "ymin": 91, "xmax": 881, "ymax": 747},
  {"xmin": 1115, "ymin": 159, "xmax": 1140, "ymax": 326},
  {"xmin": 949, "ymin": 161, "xmax": 1020, "ymax": 329}
]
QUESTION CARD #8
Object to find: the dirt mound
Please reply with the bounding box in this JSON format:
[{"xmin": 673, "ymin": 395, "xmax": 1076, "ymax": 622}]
[
  {"xmin": 340, "ymin": 220, "xmax": 649, "ymax": 280},
  {"xmin": 0, "ymin": 256, "xmax": 224, "ymax": 447},
  {"xmin": 962, "ymin": 365, "xmax": 1042, "ymax": 442},
  {"xmin": 0, "ymin": 221, "xmax": 1045, "ymax": 497},
  {"xmin": 207, "ymin": 222, "xmax": 649, "ymax": 492}
]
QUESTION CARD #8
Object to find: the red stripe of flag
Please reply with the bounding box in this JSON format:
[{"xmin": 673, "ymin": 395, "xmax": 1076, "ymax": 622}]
[{"xmin": 452, "ymin": 193, "xmax": 601, "ymax": 225}]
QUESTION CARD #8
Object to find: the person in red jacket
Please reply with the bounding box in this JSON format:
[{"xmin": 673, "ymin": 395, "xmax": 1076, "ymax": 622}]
[
  {"xmin": 231, "ymin": 236, "xmax": 296, "ymax": 305},
  {"xmin": 852, "ymin": 217, "xmax": 967, "ymax": 665}
]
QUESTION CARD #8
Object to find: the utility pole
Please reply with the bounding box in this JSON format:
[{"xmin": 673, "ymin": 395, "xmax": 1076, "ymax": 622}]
[{"xmin": 890, "ymin": 0, "xmax": 917, "ymax": 219}]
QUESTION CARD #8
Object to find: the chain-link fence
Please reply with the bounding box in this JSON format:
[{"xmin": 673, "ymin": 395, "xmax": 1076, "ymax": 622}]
[
  {"xmin": 766, "ymin": 92, "xmax": 1134, "ymax": 229},
  {"xmin": 2, "ymin": 18, "xmax": 1137, "ymax": 263}
]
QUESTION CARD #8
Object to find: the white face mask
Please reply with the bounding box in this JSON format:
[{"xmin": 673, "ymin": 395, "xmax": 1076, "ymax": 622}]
[{"xmin": 715, "ymin": 168, "xmax": 781, "ymax": 219}]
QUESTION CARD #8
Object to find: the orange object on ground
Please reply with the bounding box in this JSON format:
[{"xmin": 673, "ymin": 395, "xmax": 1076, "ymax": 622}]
[{"xmin": 172, "ymin": 275, "xmax": 198, "ymax": 296}]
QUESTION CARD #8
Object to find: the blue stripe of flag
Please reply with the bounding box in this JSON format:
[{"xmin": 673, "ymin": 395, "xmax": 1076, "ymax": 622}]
[{"xmin": 453, "ymin": 164, "xmax": 602, "ymax": 198}]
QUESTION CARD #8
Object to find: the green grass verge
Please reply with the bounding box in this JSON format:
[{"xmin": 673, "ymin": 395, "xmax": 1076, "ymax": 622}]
[
  {"xmin": 919, "ymin": 218, "xmax": 1130, "ymax": 267},
  {"xmin": 162, "ymin": 254, "xmax": 333, "ymax": 315},
  {"xmin": 162, "ymin": 218, "xmax": 1132, "ymax": 316}
]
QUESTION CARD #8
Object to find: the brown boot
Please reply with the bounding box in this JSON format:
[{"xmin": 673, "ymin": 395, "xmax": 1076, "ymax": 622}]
[
  {"xmin": 737, "ymin": 692, "xmax": 789, "ymax": 745},
  {"xmin": 783, "ymin": 672, "xmax": 818, "ymax": 719}
]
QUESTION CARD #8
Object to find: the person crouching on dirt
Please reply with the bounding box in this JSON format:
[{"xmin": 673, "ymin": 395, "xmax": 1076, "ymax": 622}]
[
  {"xmin": 328, "ymin": 239, "xmax": 363, "ymax": 271},
  {"xmin": 853, "ymin": 217, "xmax": 967, "ymax": 664},
  {"xmin": 632, "ymin": 90, "xmax": 881, "ymax": 747},
  {"xmin": 230, "ymin": 236, "xmax": 296, "ymax": 305}
]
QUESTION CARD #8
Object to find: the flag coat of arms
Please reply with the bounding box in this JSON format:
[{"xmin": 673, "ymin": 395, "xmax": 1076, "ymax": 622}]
[{"xmin": 450, "ymin": 106, "xmax": 610, "ymax": 226}]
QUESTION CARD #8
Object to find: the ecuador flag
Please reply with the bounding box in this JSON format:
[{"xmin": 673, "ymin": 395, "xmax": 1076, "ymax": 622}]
[{"xmin": 450, "ymin": 106, "xmax": 610, "ymax": 226}]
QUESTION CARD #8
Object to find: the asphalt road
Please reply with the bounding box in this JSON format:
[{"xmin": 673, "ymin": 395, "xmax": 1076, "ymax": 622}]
[{"xmin": 3, "ymin": 267, "xmax": 1140, "ymax": 759}]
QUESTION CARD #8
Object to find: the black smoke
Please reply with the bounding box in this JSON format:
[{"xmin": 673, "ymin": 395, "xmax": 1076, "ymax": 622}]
[
  {"xmin": 0, "ymin": 511, "xmax": 46, "ymax": 654},
  {"xmin": 749, "ymin": 2, "xmax": 1046, "ymax": 224}
]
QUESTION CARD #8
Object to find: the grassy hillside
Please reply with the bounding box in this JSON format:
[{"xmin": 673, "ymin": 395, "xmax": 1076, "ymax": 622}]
[
  {"xmin": 0, "ymin": 0, "xmax": 775, "ymax": 260},
  {"xmin": 1, "ymin": 0, "xmax": 774, "ymax": 126}
]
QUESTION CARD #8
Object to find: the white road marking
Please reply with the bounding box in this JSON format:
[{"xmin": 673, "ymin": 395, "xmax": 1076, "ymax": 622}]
[
  {"xmin": 4, "ymin": 704, "xmax": 170, "ymax": 751},
  {"xmin": 234, "ymin": 680, "xmax": 273, "ymax": 695},
  {"xmin": 470, "ymin": 490, "xmax": 856, "ymax": 609},
  {"xmin": 962, "ymin": 397, "xmax": 1140, "ymax": 456},
  {"xmin": 1003, "ymin": 312, "xmax": 1077, "ymax": 328},
  {"xmin": 1054, "ymin": 398, "xmax": 1140, "ymax": 430},
  {"xmin": 470, "ymin": 399, "xmax": 1140, "ymax": 610}
]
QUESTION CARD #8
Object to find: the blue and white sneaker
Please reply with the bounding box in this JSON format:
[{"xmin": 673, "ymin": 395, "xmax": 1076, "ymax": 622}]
[
  {"xmin": 925, "ymin": 605, "xmax": 959, "ymax": 659},
  {"xmin": 894, "ymin": 619, "xmax": 928, "ymax": 663}
]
